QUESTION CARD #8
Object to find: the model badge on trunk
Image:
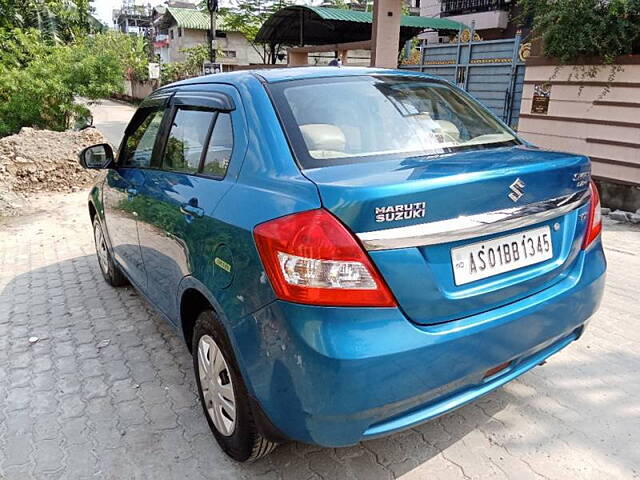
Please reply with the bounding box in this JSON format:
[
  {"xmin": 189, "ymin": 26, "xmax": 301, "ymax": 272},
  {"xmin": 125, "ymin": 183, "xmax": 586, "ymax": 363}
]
[{"xmin": 375, "ymin": 202, "xmax": 426, "ymax": 223}]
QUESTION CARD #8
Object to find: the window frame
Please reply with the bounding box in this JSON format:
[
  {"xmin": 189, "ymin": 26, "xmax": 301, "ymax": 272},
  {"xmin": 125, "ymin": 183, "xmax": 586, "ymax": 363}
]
[
  {"xmin": 117, "ymin": 107, "xmax": 166, "ymax": 169},
  {"xmin": 266, "ymin": 75, "xmax": 521, "ymax": 170},
  {"xmin": 200, "ymin": 111, "xmax": 234, "ymax": 180},
  {"xmin": 155, "ymin": 104, "xmax": 234, "ymax": 181},
  {"xmin": 116, "ymin": 92, "xmax": 173, "ymax": 170}
]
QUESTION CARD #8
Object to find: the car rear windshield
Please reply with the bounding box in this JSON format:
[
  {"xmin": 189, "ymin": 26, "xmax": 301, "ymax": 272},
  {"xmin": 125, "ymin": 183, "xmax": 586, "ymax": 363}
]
[{"xmin": 268, "ymin": 75, "xmax": 520, "ymax": 169}]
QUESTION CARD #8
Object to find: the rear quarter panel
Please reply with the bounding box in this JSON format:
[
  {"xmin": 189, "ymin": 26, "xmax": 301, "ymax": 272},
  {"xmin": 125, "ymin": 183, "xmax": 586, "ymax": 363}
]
[{"xmin": 196, "ymin": 76, "xmax": 321, "ymax": 325}]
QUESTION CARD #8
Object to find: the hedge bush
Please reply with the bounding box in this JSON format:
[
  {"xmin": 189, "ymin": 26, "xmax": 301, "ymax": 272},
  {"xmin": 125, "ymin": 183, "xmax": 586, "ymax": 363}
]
[
  {"xmin": 520, "ymin": 0, "xmax": 640, "ymax": 62},
  {"xmin": 0, "ymin": 30, "xmax": 148, "ymax": 137}
]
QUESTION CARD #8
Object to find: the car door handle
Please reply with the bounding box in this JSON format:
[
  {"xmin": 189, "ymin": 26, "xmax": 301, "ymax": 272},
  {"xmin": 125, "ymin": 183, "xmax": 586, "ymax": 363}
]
[{"xmin": 180, "ymin": 203, "xmax": 204, "ymax": 218}]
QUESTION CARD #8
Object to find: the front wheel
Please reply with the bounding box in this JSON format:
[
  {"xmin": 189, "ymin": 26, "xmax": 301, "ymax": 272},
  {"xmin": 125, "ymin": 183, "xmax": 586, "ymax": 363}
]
[{"xmin": 192, "ymin": 310, "xmax": 278, "ymax": 462}]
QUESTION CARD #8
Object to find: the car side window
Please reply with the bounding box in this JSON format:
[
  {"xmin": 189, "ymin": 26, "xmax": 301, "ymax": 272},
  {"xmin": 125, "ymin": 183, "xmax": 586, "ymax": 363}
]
[
  {"xmin": 202, "ymin": 113, "xmax": 234, "ymax": 178},
  {"xmin": 122, "ymin": 109, "xmax": 164, "ymax": 167},
  {"xmin": 163, "ymin": 109, "xmax": 216, "ymax": 174}
]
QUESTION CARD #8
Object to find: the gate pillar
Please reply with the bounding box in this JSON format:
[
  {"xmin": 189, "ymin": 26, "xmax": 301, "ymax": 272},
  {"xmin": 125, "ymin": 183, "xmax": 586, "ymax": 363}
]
[{"xmin": 371, "ymin": 0, "xmax": 402, "ymax": 68}]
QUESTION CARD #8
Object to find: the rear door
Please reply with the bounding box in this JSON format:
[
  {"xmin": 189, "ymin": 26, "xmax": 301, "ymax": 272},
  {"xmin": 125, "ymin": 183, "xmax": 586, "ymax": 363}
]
[{"xmin": 135, "ymin": 86, "xmax": 243, "ymax": 320}]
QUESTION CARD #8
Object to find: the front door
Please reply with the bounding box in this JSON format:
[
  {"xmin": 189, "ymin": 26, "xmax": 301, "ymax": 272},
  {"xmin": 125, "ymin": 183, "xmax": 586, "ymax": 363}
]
[
  {"xmin": 103, "ymin": 106, "xmax": 165, "ymax": 289},
  {"xmin": 135, "ymin": 87, "xmax": 242, "ymax": 321}
]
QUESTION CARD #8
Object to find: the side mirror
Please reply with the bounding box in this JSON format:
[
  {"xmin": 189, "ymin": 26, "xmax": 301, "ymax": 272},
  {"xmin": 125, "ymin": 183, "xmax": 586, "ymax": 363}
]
[{"xmin": 79, "ymin": 143, "xmax": 114, "ymax": 169}]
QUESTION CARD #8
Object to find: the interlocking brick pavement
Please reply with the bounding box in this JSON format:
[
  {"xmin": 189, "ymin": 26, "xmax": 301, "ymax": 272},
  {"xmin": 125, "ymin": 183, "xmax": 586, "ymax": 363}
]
[{"xmin": 0, "ymin": 191, "xmax": 638, "ymax": 479}]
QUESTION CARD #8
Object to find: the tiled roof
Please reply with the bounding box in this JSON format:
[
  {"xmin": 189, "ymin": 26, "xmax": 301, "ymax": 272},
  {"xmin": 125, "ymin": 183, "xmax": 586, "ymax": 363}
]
[
  {"xmin": 307, "ymin": 7, "xmax": 466, "ymax": 30},
  {"xmin": 166, "ymin": 6, "xmax": 227, "ymax": 31}
]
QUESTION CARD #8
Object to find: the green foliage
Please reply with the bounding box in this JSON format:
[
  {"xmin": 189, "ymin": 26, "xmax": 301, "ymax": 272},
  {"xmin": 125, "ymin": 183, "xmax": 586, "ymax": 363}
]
[
  {"xmin": 160, "ymin": 44, "xmax": 218, "ymax": 85},
  {"xmin": 182, "ymin": 44, "xmax": 210, "ymax": 76},
  {"xmin": 217, "ymin": 0, "xmax": 293, "ymax": 63},
  {"xmin": 160, "ymin": 62, "xmax": 186, "ymax": 85},
  {"xmin": 0, "ymin": 29, "xmax": 149, "ymax": 137},
  {"xmin": 0, "ymin": 0, "xmax": 104, "ymax": 42},
  {"xmin": 0, "ymin": 28, "xmax": 48, "ymax": 72},
  {"xmin": 87, "ymin": 31, "xmax": 149, "ymax": 81},
  {"xmin": 519, "ymin": 0, "xmax": 640, "ymax": 63},
  {"xmin": 0, "ymin": 1, "xmax": 147, "ymax": 136}
]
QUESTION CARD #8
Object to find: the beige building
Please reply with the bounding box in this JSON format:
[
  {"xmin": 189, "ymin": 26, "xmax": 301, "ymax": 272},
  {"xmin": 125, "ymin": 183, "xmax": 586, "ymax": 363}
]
[
  {"xmin": 517, "ymin": 58, "xmax": 640, "ymax": 193},
  {"xmin": 152, "ymin": 5, "xmax": 263, "ymax": 67}
]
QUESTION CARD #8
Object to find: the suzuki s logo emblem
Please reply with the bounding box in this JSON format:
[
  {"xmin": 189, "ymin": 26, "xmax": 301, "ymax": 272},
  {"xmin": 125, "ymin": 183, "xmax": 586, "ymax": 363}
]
[{"xmin": 508, "ymin": 178, "xmax": 526, "ymax": 202}]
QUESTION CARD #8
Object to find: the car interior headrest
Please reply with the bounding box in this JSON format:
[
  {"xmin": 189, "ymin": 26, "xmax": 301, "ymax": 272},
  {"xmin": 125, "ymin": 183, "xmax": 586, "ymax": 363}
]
[
  {"xmin": 299, "ymin": 124, "xmax": 347, "ymax": 157},
  {"xmin": 433, "ymin": 120, "xmax": 461, "ymax": 141}
]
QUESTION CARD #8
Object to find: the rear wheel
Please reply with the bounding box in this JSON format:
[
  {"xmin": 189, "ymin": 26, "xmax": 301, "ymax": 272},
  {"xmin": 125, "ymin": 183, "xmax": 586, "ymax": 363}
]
[
  {"xmin": 93, "ymin": 217, "xmax": 128, "ymax": 287},
  {"xmin": 192, "ymin": 310, "xmax": 277, "ymax": 462}
]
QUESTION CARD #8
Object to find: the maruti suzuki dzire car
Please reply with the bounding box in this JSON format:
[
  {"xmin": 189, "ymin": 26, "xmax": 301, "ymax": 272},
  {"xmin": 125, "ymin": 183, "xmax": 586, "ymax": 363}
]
[{"xmin": 79, "ymin": 67, "xmax": 606, "ymax": 462}]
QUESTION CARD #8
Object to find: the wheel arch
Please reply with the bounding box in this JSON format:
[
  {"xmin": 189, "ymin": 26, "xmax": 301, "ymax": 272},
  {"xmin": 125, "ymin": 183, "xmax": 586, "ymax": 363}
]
[
  {"xmin": 88, "ymin": 182, "xmax": 105, "ymax": 223},
  {"xmin": 177, "ymin": 276, "xmax": 289, "ymax": 445},
  {"xmin": 88, "ymin": 200, "xmax": 98, "ymax": 223},
  {"xmin": 177, "ymin": 276, "xmax": 226, "ymax": 352}
]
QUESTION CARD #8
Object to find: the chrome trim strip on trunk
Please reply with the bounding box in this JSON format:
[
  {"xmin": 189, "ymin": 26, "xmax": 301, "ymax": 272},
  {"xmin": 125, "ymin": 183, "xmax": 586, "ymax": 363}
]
[{"xmin": 357, "ymin": 190, "xmax": 591, "ymax": 251}]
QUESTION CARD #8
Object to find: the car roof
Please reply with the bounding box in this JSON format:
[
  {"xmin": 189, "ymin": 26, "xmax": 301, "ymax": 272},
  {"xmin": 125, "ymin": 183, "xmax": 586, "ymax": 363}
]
[{"xmin": 162, "ymin": 66, "xmax": 439, "ymax": 89}]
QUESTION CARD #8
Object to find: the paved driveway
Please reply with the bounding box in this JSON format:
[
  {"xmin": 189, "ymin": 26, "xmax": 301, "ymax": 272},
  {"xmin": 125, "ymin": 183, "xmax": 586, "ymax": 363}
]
[{"xmin": 84, "ymin": 98, "xmax": 137, "ymax": 147}]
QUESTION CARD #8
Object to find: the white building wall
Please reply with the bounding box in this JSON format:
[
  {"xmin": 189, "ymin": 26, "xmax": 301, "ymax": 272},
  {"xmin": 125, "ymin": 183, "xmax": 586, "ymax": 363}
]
[
  {"xmin": 217, "ymin": 32, "xmax": 264, "ymax": 65},
  {"xmin": 164, "ymin": 27, "xmax": 262, "ymax": 66},
  {"xmin": 167, "ymin": 27, "xmax": 208, "ymax": 63},
  {"xmin": 419, "ymin": 0, "xmax": 511, "ymax": 35},
  {"xmin": 420, "ymin": 0, "xmax": 442, "ymax": 17}
]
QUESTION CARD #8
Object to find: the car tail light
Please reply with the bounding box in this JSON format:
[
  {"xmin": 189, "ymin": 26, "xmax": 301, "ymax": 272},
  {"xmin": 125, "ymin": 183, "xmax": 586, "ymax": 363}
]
[
  {"xmin": 253, "ymin": 209, "xmax": 396, "ymax": 307},
  {"xmin": 582, "ymin": 180, "xmax": 602, "ymax": 249}
]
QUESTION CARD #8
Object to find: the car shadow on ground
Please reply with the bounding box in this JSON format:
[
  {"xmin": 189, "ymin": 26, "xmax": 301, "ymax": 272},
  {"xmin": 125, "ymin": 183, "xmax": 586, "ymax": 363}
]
[{"xmin": 0, "ymin": 253, "xmax": 637, "ymax": 479}]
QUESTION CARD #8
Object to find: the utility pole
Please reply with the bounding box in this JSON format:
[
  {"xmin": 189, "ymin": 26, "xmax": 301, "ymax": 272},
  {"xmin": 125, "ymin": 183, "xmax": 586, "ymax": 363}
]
[{"xmin": 207, "ymin": 0, "xmax": 219, "ymax": 63}]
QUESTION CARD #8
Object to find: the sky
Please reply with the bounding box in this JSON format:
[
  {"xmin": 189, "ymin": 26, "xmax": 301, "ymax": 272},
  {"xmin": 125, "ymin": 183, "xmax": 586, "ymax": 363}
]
[{"xmin": 94, "ymin": 0, "xmax": 128, "ymax": 26}]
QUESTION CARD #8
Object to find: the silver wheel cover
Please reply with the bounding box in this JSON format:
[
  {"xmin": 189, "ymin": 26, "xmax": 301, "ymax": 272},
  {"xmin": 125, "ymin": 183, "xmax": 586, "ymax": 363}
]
[{"xmin": 197, "ymin": 335, "xmax": 237, "ymax": 436}]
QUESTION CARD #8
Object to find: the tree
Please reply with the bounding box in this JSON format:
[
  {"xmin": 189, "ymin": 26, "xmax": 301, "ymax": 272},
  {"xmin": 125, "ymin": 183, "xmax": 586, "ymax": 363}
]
[
  {"xmin": 215, "ymin": 0, "xmax": 293, "ymax": 64},
  {"xmin": 0, "ymin": 30, "xmax": 148, "ymax": 136},
  {"xmin": 519, "ymin": 0, "xmax": 640, "ymax": 63},
  {"xmin": 518, "ymin": 0, "xmax": 640, "ymax": 94},
  {"xmin": 0, "ymin": 0, "xmax": 104, "ymax": 42}
]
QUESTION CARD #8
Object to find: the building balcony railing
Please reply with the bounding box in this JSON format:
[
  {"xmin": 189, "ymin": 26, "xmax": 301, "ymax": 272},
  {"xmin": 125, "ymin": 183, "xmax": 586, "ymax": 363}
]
[{"xmin": 441, "ymin": 0, "xmax": 511, "ymax": 17}]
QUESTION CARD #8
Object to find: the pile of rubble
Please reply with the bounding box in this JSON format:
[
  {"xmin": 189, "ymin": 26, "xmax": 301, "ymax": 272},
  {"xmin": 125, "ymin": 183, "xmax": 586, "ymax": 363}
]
[
  {"xmin": 603, "ymin": 208, "xmax": 640, "ymax": 224},
  {"xmin": 0, "ymin": 127, "xmax": 106, "ymax": 216}
]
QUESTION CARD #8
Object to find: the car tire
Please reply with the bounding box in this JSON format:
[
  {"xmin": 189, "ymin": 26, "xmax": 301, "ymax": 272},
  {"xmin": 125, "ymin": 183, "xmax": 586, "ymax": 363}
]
[
  {"xmin": 192, "ymin": 310, "xmax": 278, "ymax": 462},
  {"xmin": 93, "ymin": 217, "xmax": 128, "ymax": 287}
]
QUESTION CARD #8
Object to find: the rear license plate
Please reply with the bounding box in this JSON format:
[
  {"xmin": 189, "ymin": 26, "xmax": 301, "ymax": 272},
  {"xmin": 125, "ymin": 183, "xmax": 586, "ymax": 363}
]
[{"xmin": 451, "ymin": 226, "xmax": 553, "ymax": 286}]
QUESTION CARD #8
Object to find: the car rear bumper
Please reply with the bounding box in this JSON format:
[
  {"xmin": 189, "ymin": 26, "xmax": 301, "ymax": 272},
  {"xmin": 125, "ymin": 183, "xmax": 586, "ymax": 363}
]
[{"xmin": 230, "ymin": 240, "xmax": 606, "ymax": 447}]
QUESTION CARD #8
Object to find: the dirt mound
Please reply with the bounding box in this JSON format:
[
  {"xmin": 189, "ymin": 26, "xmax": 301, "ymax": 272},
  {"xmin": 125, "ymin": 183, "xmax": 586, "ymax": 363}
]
[{"xmin": 0, "ymin": 127, "xmax": 106, "ymax": 216}]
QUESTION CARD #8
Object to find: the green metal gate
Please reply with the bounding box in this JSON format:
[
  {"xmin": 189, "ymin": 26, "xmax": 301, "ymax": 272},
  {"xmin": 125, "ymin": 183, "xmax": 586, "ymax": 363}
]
[{"xmin": 401, "ymin": 31, "xmax": 527, "ymax": 130}]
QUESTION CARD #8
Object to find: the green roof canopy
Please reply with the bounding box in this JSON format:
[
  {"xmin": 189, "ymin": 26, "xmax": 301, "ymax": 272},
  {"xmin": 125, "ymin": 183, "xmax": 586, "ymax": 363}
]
[
  {"xmin": 306, "ymin": 6, "xmax": 465, "ymax": 30},
  {"xmin": 165, "ymin": 6, "xmax": 228, "ymax": 31},
  {"xmin": 256, "ymin": 6, "xmax": 466, "ymax": 46}
]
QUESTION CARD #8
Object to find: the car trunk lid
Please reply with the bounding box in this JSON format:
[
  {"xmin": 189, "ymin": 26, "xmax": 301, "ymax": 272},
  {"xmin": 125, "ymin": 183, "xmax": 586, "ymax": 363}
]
[{"xmin": 303, "ymin": 146, "xmax": 592, "ymax": 325}]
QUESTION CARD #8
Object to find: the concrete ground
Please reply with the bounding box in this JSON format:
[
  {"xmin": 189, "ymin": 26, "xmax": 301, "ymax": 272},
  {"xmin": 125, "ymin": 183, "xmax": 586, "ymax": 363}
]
[{"xmin": 0, "ymin": 99, "xmax": 637, "ymax": 479}]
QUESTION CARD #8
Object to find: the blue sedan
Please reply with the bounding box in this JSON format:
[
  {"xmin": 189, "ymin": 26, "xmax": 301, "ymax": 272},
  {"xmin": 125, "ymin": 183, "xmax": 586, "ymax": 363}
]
[{"xmin": 79, "ymin": 67, "xmax": 606, "ymax": 461}]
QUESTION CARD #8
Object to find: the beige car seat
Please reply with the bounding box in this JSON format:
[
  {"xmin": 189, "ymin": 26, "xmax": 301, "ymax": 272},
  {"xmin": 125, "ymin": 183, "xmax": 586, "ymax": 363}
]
[
  {"xmin": 433, "ymin": 120, "xmax": 461, "ymax": 142},
  {"xmin": 299, "ymin": 124, "xmax": 347, "ymax": 159}
]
